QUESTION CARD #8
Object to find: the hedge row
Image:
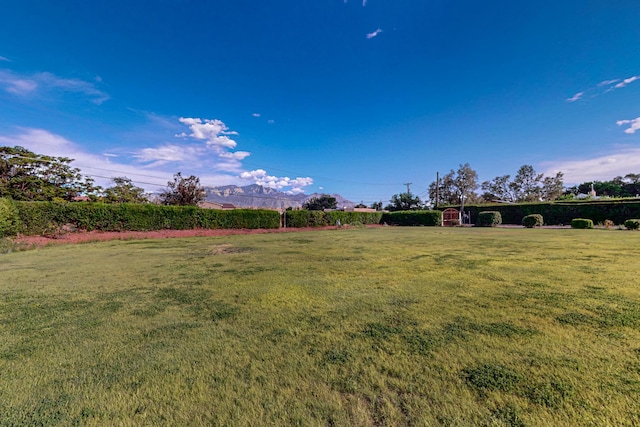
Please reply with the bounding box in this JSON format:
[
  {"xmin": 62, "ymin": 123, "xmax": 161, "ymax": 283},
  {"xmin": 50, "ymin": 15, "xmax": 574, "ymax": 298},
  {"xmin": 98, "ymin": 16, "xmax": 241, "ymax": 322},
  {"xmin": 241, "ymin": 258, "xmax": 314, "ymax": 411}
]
[
  {"xmin": 0, "ymin": 198, "xmax": 20, "ymax": 237},
  {"xmin": 285, "ymin": 210, "xmax": 383, "ymax": 228},
  {"xmin": 380, "ymin": 210, "xmax": 442, "ymax": 226},
  {"xmin": 463, "ymin": 200, "xmax": 640, "ymax": 225},
  {"xmin": 14, "ymin": 202, "xmax": 281, "ymax": 235}
]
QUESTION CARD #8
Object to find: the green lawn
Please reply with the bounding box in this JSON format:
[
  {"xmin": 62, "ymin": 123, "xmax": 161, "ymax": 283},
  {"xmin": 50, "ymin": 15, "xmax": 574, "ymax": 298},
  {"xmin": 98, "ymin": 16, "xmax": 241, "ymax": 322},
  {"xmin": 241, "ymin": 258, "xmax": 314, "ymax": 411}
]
[{"xmin": 1, "ymin": 227, "xmax": 639, "ymax": 426}]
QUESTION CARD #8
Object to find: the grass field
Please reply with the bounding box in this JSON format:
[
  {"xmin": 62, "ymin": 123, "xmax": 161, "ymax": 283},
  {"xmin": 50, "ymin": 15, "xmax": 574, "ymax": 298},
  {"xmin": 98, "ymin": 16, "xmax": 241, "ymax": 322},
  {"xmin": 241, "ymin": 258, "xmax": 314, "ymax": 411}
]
[{"xmin": 1, "ymin": 227, "xmax": 639, "ymax": 426}]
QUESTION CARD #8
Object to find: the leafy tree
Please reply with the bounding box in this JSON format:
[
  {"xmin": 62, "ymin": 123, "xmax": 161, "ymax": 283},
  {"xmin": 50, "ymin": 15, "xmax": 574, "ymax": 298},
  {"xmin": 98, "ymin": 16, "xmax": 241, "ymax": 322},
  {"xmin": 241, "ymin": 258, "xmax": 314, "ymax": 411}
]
[
  {"xmin": 159, "ymin": 172, "xmax": 206, "ymax": 206},
  {"xmin": 565, "ymin": 173, "xmax": 640, "ymax": 198},
  {"xmin": 103, "ymin": 177, "xmax": 148, "ymax": 204},
  {"xmin": 429, "ymin": 163, "xmax": 479, "ymax": 210},
  {"xmin": 370, "ymin": 201, "xmax": 383, "ymax": 211},
  {"xmin": 0, "ymin": 146, "xmax": 98, "ymax": 201},
  {"xmin": 385, "ymin": 192, "xmax": 422, "ymax": 211},
  {"xmin": 354, "ymin": 201, "xmax": 368, "ymax": 208},
  {"xmin": 482, "ymin": 165, "xmax": 564, "ymax": 202},
  {"xmin": 302, "ymin": 194, "xmax": 337, "ymax": 210}
]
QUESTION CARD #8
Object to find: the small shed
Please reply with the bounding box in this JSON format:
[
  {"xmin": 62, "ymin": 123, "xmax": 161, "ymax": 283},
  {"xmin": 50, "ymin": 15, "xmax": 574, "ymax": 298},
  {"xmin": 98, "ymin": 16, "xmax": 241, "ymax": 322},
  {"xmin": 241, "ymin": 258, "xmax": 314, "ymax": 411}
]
[{"xmin": 442, "ymin": 208, "xmax": 459, "ymax": 226}]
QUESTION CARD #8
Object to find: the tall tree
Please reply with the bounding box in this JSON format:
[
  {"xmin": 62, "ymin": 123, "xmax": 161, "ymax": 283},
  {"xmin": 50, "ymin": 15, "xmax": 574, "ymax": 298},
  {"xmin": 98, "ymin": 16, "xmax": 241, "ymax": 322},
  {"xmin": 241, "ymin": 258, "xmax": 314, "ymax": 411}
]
[
  {"xmin": 386, "ymin": 192, "xmax": 422, "ymax": 211},
  {"xmin": 302, "ymin": 194, "xmax": 337, "ymax": 210},
  {"xmin": 0, "ymin": 146, "xmax": 98, "ymax": 201},
  {"xmin": 103, "ymin": 177, "xmax": 148, "ymax": 204},
  {"xmin": 511, "ymin": 165, "xmax": 543, "ymax": 202},
  {"xmin": 429, "ymin": 164, "xmax": 479, "ymax": 208},
  {"xmin": 482, "ymin": 165, "xmax": 564, "ymax": 202},
  {"xmin": 159, "ymin": 172, "xmax": 206, "ymax": 206}
]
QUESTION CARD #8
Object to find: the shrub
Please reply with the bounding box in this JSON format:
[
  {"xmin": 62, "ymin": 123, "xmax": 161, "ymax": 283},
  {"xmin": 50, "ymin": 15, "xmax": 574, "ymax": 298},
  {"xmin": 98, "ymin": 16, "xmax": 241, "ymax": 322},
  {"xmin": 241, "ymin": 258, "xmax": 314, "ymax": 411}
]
[
  {"xmin": 624, "ymin": 219, "xmax": 640, "ymax": 230},
  {"xmin": 522, "ymin": 214, "xmax": 543, "ymax": 228},
  {"xmin": 0, "ymin": 198, "xmax": 20, "ymax": 237},
  {"xmin": 571, "ymin": 218, "xmax": 594, "ymax": 229},
  {"xmin": 381, "ymin": 210, "xmax": 442, "ymax": 226},
  {"xmin": 476, "ymin": 211, "xmax": 502, "ymax": 227}
]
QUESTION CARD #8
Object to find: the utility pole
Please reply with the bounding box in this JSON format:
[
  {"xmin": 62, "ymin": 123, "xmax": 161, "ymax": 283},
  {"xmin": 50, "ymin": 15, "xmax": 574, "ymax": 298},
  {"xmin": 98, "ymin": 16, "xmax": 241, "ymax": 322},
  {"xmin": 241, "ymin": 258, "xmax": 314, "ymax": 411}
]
[
  {"xmin": 435, "ymin": 172, "xmax": 439, "ymax": 209},
  {"xmin": 403, "ymin": 182, "xmax": 412, "ymax": 194}
]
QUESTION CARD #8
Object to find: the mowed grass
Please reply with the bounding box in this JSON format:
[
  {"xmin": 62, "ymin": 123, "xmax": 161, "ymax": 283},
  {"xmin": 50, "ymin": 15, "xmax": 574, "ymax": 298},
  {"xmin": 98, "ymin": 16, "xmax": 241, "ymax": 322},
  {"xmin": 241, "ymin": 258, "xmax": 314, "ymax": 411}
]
[{"xmin": 1, "ymin": 227, "xmax": 639, "ymax": 426}]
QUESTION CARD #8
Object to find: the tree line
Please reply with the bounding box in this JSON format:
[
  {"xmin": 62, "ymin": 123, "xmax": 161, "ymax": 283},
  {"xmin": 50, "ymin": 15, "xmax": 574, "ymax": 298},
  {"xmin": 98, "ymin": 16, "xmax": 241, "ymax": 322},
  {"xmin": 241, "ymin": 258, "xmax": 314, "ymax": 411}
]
[{"xmin": 1, "ymin": 146, "xmax": 205, "ymax": 206}]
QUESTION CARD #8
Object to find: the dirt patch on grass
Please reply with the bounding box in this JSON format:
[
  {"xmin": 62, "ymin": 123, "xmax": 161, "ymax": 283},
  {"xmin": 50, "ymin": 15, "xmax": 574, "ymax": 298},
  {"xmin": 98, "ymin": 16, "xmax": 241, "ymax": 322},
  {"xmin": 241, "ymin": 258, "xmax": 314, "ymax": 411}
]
[{"xmin": 13, "ymin": 225, "xmax": 380, "ymax": 248}]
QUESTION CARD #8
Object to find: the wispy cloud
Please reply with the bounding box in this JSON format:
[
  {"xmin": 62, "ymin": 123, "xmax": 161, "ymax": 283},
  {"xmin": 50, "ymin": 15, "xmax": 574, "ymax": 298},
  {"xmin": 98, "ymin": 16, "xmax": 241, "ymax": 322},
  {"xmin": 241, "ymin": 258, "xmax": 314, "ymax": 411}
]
[
  {"xmin": 543, "ymin": 148, "xmax": 640, "ymax": 185},
  {"xmin": 566, "ymin": 92, "xmax": 583, "ymax": 103},
  {"xmin": 362, "ymin": 0, "xmax": 368, "ymax": 6},
  {"xmin": 0, "ymin": 55, "xmax": 10, "ymax": 62},
  {"xmin": 252, "ymin": 113, "xmax": 261, "ymax": 117},
  {"xmin": 0, "ymin": 69, "xmax": 109, "ymax": 104},
  {"xmin": 240, "ymin": 169, "xmax": 313, "ymax": 194},
  {"xmin": 617, "ymin": 117, "xmax": 640, "ymax": 134},
  {"xmin": 366, "ymin": 28, "xmax": 383, "ymax": 39},
  {"xmin": 614, "ymin": 75, "xmax": 640, "ymax": 89},
  {"xmin": 567, "ymin": 74, "xmax": 640, "ymax": 102}
]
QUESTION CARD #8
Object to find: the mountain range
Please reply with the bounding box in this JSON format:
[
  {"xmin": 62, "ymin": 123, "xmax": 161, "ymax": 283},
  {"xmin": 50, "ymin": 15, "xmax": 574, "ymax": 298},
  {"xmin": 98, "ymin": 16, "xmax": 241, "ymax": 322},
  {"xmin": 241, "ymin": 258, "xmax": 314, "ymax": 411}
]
[{"xmin": 204, "ymin": 185, "xmax": 355, "ymax": 210}]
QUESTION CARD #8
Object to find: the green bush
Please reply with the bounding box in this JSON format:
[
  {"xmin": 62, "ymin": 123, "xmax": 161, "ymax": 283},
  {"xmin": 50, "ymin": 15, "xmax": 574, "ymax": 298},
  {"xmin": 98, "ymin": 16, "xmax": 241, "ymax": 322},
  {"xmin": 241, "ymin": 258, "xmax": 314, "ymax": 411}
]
[
  {"xmin": 522, "ymin": 214, "xmax": 544, "ymax": 228},
  {"xmin": 476, "ymin": 211, "xmax": 502, "ymax": 227},
  {"xmin": 0, "ymin": 198, "xmax": 20, "ymax": 237},
  {"xmin": 285, "ymin": 210, "xmax": 383, "ymax": 228},
  {"xmin": 571, "ymin": 218, "xmax": 594, "ymax": 229},
  {"xmin": 381, "ymin": 210, "xmax": 442, "ymax": 226},
  {"xmin": 624, "ymin": 219, "xmax": 640, "ymax": 230},
  {"xmin": 14, "ymin": 201, "xmax": 281, "ymax": 235}
]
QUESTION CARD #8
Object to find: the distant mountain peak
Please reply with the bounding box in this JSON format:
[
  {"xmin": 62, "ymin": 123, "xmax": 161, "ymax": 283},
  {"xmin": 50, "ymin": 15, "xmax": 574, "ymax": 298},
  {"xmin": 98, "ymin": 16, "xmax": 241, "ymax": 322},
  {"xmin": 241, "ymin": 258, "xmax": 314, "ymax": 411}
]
[{"xmin": 203, "ymin": 185, "xmax": 354, "ymax": 209}]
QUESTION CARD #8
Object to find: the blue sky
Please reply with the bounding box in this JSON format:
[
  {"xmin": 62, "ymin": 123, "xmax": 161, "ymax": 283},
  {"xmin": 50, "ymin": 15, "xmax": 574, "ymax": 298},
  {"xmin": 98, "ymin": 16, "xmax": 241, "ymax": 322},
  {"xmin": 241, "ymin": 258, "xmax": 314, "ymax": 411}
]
[{"xmin": 1, "ymin": 0, "xmax": 639, "ymax": 204}]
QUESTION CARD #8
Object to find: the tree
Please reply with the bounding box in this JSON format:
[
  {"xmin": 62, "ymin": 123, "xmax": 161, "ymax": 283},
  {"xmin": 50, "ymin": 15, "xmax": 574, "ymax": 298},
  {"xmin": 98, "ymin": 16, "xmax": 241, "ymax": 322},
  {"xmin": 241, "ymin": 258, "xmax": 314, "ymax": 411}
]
[
  {"xmin": 0, "ymin": 146, "xmax": 98, "ymax": 201},
  {"xmin": 370, "ymin": 201, "xmax": 383, "ymax": 211},
  {"xmin": 428, "ymin": 164, "xmax": 479, "ymax": 208},
  {"xmin": 482, "ymin": 165, "xmax": 564, "ymax": 202},
  {"xmin": 385, "ymin": 192, "xmax": 422, "ymax": 211},
  {"xmin": 302, "ymin": 194, "xmax": 337, "ymax": 210},
  {"xmin": 511, "ymin": 165, "xmax": 543, "ymax": 202},
  {"xmin": 159, "ymin": 172, "xmax": 206, "ymax": 206},
  {"xmin": 103, "ymin": 177, "xmax": 148, "ymax": 204}
]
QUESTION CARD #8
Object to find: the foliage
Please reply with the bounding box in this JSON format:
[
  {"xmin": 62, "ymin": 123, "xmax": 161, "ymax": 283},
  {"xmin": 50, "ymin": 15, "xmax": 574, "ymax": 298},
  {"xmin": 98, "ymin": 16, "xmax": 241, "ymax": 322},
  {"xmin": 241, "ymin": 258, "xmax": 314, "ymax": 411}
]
[
  {"xmin": 370, "ymin": 201, "xmax": 383, "ymax": 211},
  {"xmin": 565, "ymin": 173, "xmax": 640, "ymax": 198},
  {"xmin": 381, "ymin": 210, "xmax": 442, "ymax": 226},
  {"xmin": 103, "ymin": 177, "xmax": 148, "ymax": 204},
  {"xmin": 522, "ymin": 214, "xmax": 544, "ymax": 228},
  {"xmin": 476, "ymin": 211, "xmax": 502, "ymax": 227},
  {"xmin": 428, "ymin": 163, "xmax": 479, "ymax": 208},
  {"xmin": 386, "ymin": 192, "xmax": 422, "ymax": 211},
  {"xmin": 0, "ymin": 198, "xmax": 20, "ymax": 237},
  {"xmin": 159, "ymin": 172, "xmax": 206, "ymax": 206},
  {"xmin": 302, "ymin": 194, "xmax": 337, "ymax": 211},
  {"xmin": 571, "ymin": 218, "xmax": 594, "ymax": 229},
  {"xmin": 285, "ymin": 209, "xmax": 382, "ymax": 227},
  {"xmin": 481, "ymin": 165, "xmax": 564, "ymax": 202},
  {"xmin": 463, "ymin": 199, "xmax": 640, "ymax": 226},
  {"xmin": 14, "ymin": 201, "xmax": 280, "ymax": 235},
  {"xmin": 624, "ymin": 219, "xmax": 640, "ymax": 230},
  {"xmin": 0, "ymin": 146, "xmax": 99, "ymax": 201}
]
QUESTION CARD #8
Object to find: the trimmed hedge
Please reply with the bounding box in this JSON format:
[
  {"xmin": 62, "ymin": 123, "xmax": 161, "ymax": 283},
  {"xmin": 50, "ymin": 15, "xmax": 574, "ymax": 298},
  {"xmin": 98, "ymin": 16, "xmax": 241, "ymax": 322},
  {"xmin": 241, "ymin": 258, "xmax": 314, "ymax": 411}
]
[
  {"xmin": 380, "ymin": 210, "xmax": 442, "ymax": 226},
  {"xmin": 522, "ymin": 214, "xmax": 544, "ymax": 228},
  {"xmin": 14, "ymin": 202, "xmax": 281, "ymax": 235},
  {"xmin": 461, "ymin": 199, "xmax": 640, "ymax": 226},
  {"xmin": 624, "ymin": 219, "xmax": 640, "ymax": 230},
  {"xmin": 571, "ymin": 218, "xmax": 594, "ymax": 229},
  {"xmin": 0, "ymin": 198, "xmax": 20, "ymax": 237},
  {"xmin": 476, "ymin": 211, "xmax": 502, "ymax": 227},
  {"xmin": 285, "ymin": 210, "xmax": 383, "ymax": 228}
]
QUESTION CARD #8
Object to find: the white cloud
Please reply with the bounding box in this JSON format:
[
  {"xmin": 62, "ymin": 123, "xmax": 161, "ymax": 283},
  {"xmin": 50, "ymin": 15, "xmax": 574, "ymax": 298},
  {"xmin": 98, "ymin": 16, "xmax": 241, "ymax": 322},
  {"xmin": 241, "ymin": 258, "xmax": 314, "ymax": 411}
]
[
  {"xmin": 252, "ymin": 113, "xmax": 261, "ymax": 117},
  {"xmin": 542, "ymin": 148, "xmax": 640, "ymax": 185},
  {"xmin": 177, "ymin": 117, "xmax": 238, "ymax": 148},
  {"xmin": 366, "ymin": 28, "xmax": 383, "ymax": 39},
  {"xmin": 566, "ymin": 92, "xmax": 583, "ymax": 103},
  {"xmin": 598, "ymin": 79, "xmax": 619, "ymax": 87},
  {"xmin": 617, "ymin": 117, "xmax": 640, "ymax": 134},
  {"xmin": 0, "ymin": 56, "xmax": 10, "ymax": 62},
  {"xmin": 0, "ymin": 69, "xmax": 109, "ymax": 104},
  {"xmin": 614, "ymin": 75, "xmax": 640, "ymax": 89},
  {"xmin": 362, "ymin": 0, "xmax": 368, "ymax": 6},
  {"xmin": 240, "ymin": 169, "xmax": 313, "ymax": 194},
  {"xmin": 268, "ymin": 119, "xmax": 275, "ymax": 124}
]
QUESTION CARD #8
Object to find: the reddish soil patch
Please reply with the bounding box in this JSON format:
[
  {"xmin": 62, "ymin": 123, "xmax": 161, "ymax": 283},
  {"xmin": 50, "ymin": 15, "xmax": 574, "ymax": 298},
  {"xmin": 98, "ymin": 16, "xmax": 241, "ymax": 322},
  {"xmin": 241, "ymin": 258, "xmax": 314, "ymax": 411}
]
[{"xmin": 14, "ymin": 225, "xmax": 380, "ymax": 248}]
